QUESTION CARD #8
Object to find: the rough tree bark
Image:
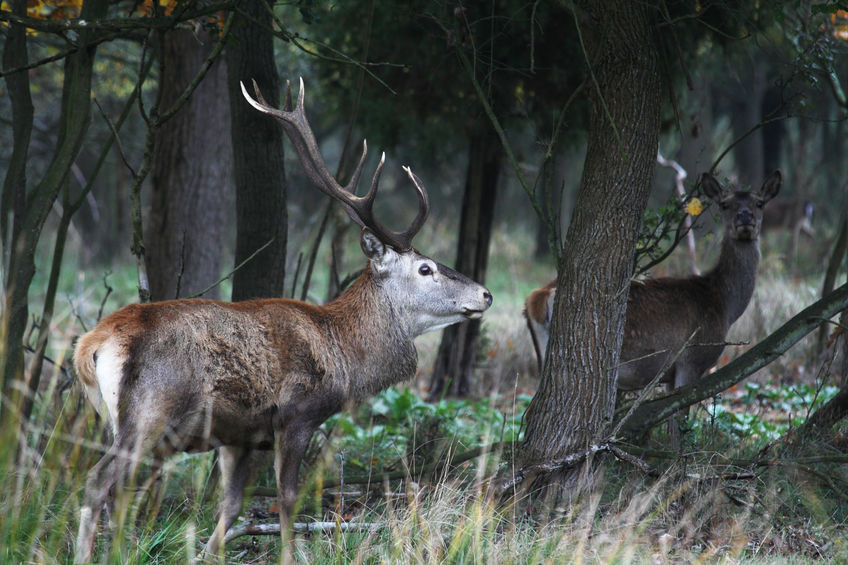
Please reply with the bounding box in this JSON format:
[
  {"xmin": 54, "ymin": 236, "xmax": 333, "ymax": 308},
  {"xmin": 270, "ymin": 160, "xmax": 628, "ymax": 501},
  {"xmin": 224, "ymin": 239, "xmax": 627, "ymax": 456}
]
[
  {"xmin": 428, "ymin": 125, "xmax": 501, "ymax": 399},
  {"xmin": 513, "ymin": 0, "xmax": 663, "ymax": 493},
  {"xmin": 146, "ymin": 29, "xmax": 232, "ymax": 301},
  {"xmin": 226, "ymin": 0, "xmax": 288, "ymax": 301}
]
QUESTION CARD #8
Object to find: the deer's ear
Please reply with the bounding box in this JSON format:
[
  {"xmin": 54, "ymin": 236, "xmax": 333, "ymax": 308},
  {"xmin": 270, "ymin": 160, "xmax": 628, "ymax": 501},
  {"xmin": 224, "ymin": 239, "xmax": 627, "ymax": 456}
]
[
  {"xmin": 361, "ymin": 228, "xmax": 396, "ymax": 275},
  {"xmin": 700, "ymin": 173, "xmax": 724, "ymax": 201},
  {"xmin": 760, "ymin": 170, "xmax": 782, "ymax": 201},
  {"xmin": 361, "ymin": 228, "xmax": 386, "ymax": 261}
]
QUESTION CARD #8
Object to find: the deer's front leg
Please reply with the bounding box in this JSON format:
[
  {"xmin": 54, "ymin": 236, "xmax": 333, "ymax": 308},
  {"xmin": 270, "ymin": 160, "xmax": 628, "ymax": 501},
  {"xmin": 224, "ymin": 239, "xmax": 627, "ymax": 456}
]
[{"xmin": 273, "ymin": 426, "xmax": 312, "ymax": 561}]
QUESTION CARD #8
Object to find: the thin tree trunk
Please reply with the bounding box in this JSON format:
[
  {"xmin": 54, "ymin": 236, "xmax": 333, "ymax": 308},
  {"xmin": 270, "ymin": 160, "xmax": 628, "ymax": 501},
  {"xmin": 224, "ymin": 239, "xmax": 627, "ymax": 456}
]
[
  {"xmin": 729, "ymin": 58, "xmax": 766, "ymax": 185},
  {"xmin": 227, "ymin": 0, "xmax": 288, "ymax": 301},
  {"xmin": 146, "ymin": 29, "xmax": 232, "ymax": 301},
  {"xmin": 428, "ymin": 125, "xmax": 500, "ymax": 400},
  {"xmin": 0, "ymin": 0, "xmax": 33, "ymax": 423},
  {"xmin": 1, "ymin": 0, "xmax": 109, "ymax": 430},
  {"xmin": 514, "ymin": 0, "xmax": 662, "ymax": 495}
]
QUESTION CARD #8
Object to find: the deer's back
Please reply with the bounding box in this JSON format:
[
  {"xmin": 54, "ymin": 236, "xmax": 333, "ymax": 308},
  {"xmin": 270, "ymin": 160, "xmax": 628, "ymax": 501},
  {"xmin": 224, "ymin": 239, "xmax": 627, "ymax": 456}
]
[{"xmin": 74, "ymin": 298, "xmax": 347, "ymax": 451}]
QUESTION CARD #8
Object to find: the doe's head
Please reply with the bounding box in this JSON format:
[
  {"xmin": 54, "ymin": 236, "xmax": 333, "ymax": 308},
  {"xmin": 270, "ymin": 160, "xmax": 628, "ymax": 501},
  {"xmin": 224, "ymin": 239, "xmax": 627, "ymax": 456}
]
[{"xmin": 701, "ymin": 170, "xmax": 782, "ymax": 241}]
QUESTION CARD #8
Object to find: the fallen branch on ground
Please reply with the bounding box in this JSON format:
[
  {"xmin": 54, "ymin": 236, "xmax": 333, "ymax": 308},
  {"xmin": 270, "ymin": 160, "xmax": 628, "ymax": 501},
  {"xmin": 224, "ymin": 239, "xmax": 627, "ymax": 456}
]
[{"xmin": 223, "ymin": 520, "xmax": 381, "ymax": 543}]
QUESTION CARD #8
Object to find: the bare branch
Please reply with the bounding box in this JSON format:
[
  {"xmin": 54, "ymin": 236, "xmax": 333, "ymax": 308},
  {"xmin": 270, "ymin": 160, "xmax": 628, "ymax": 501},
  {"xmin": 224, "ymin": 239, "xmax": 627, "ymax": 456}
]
[
  {"xmin": 619, "ymin": 282, "xmax": 848, "ymax": 437},
  {"xmin": 223, "ymin": 521, "xmax": 382, "ymax": 544}
]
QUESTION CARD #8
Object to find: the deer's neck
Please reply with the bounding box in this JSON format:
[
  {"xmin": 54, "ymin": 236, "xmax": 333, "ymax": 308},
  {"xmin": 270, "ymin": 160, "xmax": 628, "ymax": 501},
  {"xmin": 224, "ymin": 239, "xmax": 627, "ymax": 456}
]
[
  {"xmin": 705, "ymin": 234, "xmax": 760, "ymax": 325},
  {"xmin": 324, "ymin": 269, "xmax": 418, "ymax": 400}
]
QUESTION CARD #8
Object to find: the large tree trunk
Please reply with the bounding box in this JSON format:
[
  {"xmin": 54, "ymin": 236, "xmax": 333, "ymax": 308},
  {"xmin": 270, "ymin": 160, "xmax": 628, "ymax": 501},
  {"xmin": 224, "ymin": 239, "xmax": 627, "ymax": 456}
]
[
  {"xmin": 428, "ymin": 125, "xmax": 501, "ymax": 399},
  {"xmin": 146, "ymin": 30, "xmax": 232, "ymax": 301},
  {"xmin": 226, "ymin": 0, "xmax": 288, "ymax": 301},
  {"xmin": 515, "ymin": 0, "xmax": 662, "ymax": 493}
]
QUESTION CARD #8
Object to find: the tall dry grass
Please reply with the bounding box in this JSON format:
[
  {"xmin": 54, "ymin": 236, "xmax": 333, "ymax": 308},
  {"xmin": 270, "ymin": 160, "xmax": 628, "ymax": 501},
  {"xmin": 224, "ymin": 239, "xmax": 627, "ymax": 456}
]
[{"xmin": 1, "ymin": 218, "xmax": 843, "ymax": 563}]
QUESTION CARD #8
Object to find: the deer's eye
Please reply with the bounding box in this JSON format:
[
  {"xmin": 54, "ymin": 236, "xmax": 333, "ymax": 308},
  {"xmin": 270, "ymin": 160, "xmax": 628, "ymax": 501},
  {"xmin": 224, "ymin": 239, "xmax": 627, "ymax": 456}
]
[
  {"xmin": 418, "ymin": 264, "xmax": 433, "ymax": 276},
  {"xmin": 720, "ymin": 201, "xmax": 729, "ymax": 210},
  {"xmin": 756, "ymin": 200, "xmax": 764, "ymax": 208}
]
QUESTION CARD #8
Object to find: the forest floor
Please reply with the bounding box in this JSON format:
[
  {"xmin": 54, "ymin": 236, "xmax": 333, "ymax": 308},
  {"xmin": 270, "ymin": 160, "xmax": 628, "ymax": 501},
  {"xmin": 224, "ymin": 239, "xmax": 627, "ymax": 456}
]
[{"xmin": 2, "ymin": 227, "xmax": 846, "ymax": 563}]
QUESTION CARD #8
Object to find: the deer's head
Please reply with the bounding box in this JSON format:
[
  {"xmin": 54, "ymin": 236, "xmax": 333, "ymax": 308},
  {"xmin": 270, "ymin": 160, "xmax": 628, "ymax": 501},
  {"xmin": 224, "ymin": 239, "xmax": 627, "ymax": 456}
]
[
  {"xmin": 701, "ymin": 170, "xmax": 782, "ymax": 241},
  {"xmin": 241, "ymin": 79, "xmax": 492, "ymax": 336}
]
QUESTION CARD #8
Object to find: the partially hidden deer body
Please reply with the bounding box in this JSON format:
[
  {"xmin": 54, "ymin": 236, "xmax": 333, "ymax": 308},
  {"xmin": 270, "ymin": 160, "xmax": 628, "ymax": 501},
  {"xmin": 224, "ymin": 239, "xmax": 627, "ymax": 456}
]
[
  {"xmin": 525, "ymin": 171, "xmax": 781, "ymax": 395},
  {"xmin": 760, "ymin": 196, "xmax": 814, "ymax": 239},
  {"xmin": 524, "ymin": 280, "xmax": 556, "ymax": 373},
  {"xmin": 74, "ymin": 80, "xmax": 492, "ymax": 563}
]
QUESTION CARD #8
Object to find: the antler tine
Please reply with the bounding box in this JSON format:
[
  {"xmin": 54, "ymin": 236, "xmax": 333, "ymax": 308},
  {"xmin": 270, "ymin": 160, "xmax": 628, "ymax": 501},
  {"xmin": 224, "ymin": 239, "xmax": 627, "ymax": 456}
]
[
  {"xmin": 345, "ymin": 140, "xmax": 369, "ymax": 196},
  {"xmin": 241, "ymin": 79, "xmax": 355, "ymax": 216},
  {"xmin": 240, "ymin": 77, "xmax": 430, "ymax": 250},
  {"xmin": 399, "ymin": 166, "xmax": 431, "ymax": 245}
]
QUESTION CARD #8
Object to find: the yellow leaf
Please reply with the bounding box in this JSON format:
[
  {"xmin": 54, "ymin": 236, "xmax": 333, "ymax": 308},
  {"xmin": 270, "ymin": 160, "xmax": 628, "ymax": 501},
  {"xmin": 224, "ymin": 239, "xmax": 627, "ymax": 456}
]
[{"xmin": 685, "ymin": 197, "xmax": 703, "ymax": 216}]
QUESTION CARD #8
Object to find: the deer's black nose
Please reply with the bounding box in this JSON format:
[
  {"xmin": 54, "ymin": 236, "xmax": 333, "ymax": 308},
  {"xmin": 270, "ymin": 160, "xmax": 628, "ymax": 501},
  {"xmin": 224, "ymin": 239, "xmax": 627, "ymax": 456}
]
[
  {"xmin": 483, "ymin": 291, "xmax": 493, "ymax": 307},
  {"xmin": 737, "ymin": 209, "xmax": 754, "ymax": 224}
]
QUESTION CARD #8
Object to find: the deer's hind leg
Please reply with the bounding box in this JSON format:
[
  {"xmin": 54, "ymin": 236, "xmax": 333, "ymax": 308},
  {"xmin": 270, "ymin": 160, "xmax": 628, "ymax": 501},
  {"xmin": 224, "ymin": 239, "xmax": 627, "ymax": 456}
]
[
  {"xmin": 204, "ymin": 445, "xmax": 253, "ymax": 557},
  {"xmin": 75, "ymin": 424, "xmax": 150, "ymax": 563}
]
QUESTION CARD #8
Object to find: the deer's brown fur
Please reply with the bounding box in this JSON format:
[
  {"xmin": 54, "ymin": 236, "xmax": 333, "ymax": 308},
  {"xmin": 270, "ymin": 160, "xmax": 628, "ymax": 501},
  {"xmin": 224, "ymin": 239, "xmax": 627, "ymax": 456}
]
[{"xmin": 525, "ymin": 171, "xmax": 782, "ymax": 395}]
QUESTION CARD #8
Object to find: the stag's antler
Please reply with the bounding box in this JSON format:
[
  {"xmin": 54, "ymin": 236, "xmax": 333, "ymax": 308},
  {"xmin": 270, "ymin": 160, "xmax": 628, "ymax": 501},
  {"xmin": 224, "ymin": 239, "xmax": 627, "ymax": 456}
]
[{"xmin": 240, "ymin": 78, "xmax": 429, "ymax": 251}]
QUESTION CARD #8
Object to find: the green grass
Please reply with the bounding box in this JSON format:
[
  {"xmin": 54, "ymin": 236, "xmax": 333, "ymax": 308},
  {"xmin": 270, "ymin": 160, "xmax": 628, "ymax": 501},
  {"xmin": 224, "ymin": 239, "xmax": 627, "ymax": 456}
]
[{"xmin": 3, "ymin": 221, "xmax": 846, "ymax": 563}]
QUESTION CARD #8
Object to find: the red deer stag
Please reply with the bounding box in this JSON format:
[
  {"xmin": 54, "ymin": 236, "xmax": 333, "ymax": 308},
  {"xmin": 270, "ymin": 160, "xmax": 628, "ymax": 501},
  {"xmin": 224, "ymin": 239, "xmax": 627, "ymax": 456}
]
[
  {"xmin": 525, "ymin": 171, "xmax": 781, "ymax": 400},
  {"xmin": 74, "ymin": 79, "xmax": 492, "ymax": 562}
]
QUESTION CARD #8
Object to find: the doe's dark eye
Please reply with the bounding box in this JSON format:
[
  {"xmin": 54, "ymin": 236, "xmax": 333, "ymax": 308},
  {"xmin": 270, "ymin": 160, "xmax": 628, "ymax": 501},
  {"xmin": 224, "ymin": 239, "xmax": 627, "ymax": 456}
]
[
  {"xmin": 418, "ymin": 264, "xmax": 433, "ymax": 276},
  {"xmin": 755, "ymin": 200, "xmax": 764, "ymax": 208},
  {"xmin": 719, "ymin": 202, "xmax": 729, "ymax": 210}
]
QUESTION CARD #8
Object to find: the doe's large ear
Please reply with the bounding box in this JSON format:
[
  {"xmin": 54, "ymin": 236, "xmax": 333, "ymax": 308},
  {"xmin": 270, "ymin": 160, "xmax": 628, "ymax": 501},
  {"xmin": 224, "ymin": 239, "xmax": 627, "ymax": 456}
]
[
  {"xmin": 759, "ymin": 170, "xmax": 782, "ymax": 201},
  {"xmin": 700, "ymin": 172, "xmax": 724, "ymax": 201}
]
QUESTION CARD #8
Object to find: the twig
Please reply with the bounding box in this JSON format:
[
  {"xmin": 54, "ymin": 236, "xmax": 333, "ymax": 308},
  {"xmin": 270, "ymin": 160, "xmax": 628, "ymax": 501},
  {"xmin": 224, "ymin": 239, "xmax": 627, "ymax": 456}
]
[
  {"xmin": 186, "ymin": 238, "xmax": 275, "ymax": 299},
  {"xmin": 611, "ymin": 329, "xmax": 699, "ymax": 437},
  {"xmin": 22, "ymin": 345, "xmax": 72, "ymax": 386},
  {"xmin": 157, "ymin": 11, "xmax": 235, "ymax": 125},
  {"xmin": 0, "ymin": 2, "xmax": 235, "ymax": 33},
  {"xmin": 710, "ymin": 114, "xmax": 789, "ymax": 174},
  {"xmin": 572, "ymin": 9, "xmax": 623, "ymax": 155},
  {"xmin": 93, "ymin": 97, "xmax": 137, "ymax": 178},
  {"xmin": 223, "ymin": 521, "xmax": 382, "ymax": 543},
  {"xmin": 96, "ymin": 273, "xmax": 113, "ymax": 322},
  {"xmin": 300, "ymin": 201, "xmax": 333, "ymax": 302},
  {"xmin": 289, "ymin": 252, "xmax": 303, "ymax": 299}
]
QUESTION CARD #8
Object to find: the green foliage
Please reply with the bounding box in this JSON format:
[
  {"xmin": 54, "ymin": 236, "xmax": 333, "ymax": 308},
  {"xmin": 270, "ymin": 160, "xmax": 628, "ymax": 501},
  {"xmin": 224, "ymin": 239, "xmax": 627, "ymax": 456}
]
[
  {"xmin": 300, "ymin": 0, "xmax": 585, "ymax": 166},
  {"xmin": 694, "ymin": 380, "xmax": 840, "ymax": 442},
  {"xmin": 322, "ymin": 387, "xmax": 530, "ymax": 474},
  {"xmin": 634, "ymin": 190, "xmax": 704, "ymax": 274}
]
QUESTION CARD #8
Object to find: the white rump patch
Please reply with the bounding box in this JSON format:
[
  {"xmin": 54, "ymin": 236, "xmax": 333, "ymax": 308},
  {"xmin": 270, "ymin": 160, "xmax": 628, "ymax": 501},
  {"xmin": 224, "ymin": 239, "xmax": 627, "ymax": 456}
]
[{"xmin": 92, "ymin": 339, "xmax": 124, "ymax": 434}]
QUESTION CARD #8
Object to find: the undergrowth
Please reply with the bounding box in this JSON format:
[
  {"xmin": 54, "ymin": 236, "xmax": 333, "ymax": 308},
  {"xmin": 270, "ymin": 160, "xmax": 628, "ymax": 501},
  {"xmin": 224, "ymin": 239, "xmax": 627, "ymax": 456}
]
[
  {"xmin": 2, "ymin": 224, "xmax": 845, "ymax": 563},
  {"xmin": 2, "ymin": 367, "xmax": 846, "ymax": 563}
]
